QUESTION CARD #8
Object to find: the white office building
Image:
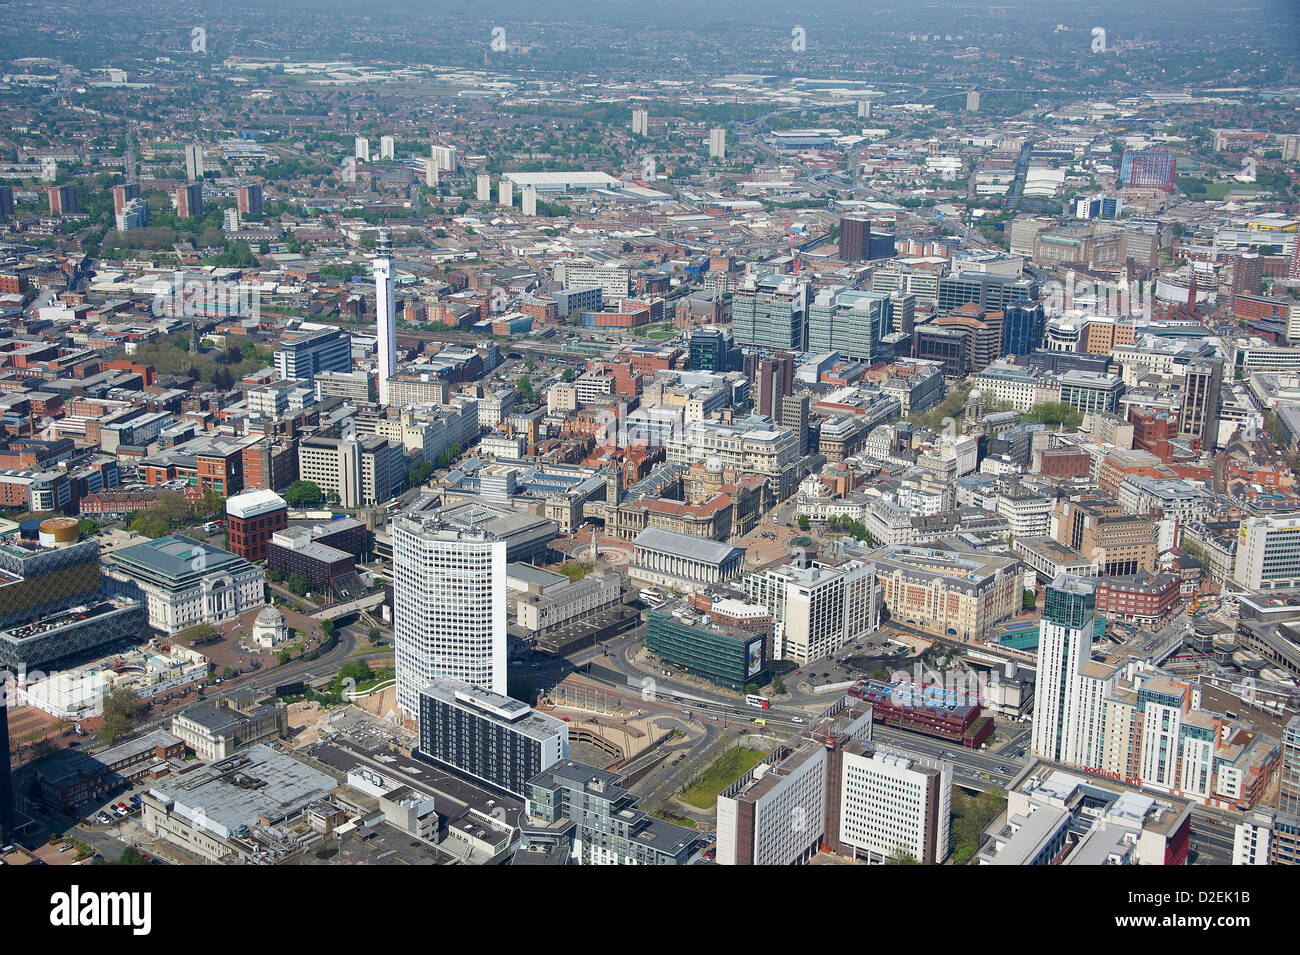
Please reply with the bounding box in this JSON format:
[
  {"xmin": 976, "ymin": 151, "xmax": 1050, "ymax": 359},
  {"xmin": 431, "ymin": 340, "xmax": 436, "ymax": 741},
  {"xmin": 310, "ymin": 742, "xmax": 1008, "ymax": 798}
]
[
  {"xmin": 354, "ymin": 136, "xmax": 370, "ymax": 162},
  {"xmin": 393, "ymin": 514, "xmax": 508, "ymax": 724},
  {"xmin": 839, "ymin": 743, "xmax": 952, "ymax": 864},
  {"xmin": 1233, "ymin": 512, "xmax": 1300, "ymax": 591},
  {"xmin": 744, "ymin": 558, "xmax": 881, "ymax": 664}
]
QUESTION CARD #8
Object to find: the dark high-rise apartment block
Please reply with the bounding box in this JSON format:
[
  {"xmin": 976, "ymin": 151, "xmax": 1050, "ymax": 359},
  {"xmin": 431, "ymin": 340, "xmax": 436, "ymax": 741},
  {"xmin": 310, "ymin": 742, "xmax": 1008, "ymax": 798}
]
[
  {"xmin": 840, "ymin": 215, "xmax": 871, "ymax": 261},
  {"xmin": 839, "ymin": 215, "xmax": 895, "ymax": 262},
  {"xmin": 48, "ymin": 184, "xmax": 79, "ymax": 215},
  {"xmin": 176, "ymin": 183, "xmax": 204, "ymax": 219},
  {"xmin": 238, "ymin": 184, "xmax": 264, "ymax": 215},
  {"xmin": 111, "ymin": 182, "xmax": 140, "ymax": 215},
  {"xmin": 0, "ymin": 185, "xmax": 15, "ymax": 218}
]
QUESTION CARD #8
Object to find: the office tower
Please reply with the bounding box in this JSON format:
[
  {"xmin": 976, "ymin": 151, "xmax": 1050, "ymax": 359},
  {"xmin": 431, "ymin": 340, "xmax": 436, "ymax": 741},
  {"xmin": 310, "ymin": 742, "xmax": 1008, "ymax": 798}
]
[
  {"xmin": 354, "ymin": 136, "xmax": 370, "ymax": 162},
  {"xmin": 780, "ymin": 393, "xmax": 810, "ymax": 455},
  {"xmin": 631, "ymin": 109, "xmax": 648, "ymax": 136},
  {"xmin": 748, "ymin": 351, "xmax": 794, "ymax": 417},
  {"xmin": 111, "ymin": 182, "xmax": 140, "ymax": 215},
  {"xmin": 965, "ymin": 90, "xmax": 980, "ymax": 112},
  {"xmin": 708, "ymin": 127, "xmax": 726, "ymax": 159},
  {"xmin": 48, "ymin": 184, "xmax": 79, "ymax": 215},
  {"xmin": 429, "ymin": 144, "xmax": 458, "ymax": 174},
  {"xmin": 392, "ymin": 514, "xmax": 507, "ymax": 722},
  {"xmin": 424, "ymin": 160, "xmax": 439, "ymax": 188},
  {"xmin": 522, "ymin": 185, "xmax": 537, "ymax": 216},
  {"xmin": 857, "ymin": 99, "xmax": 872, "ymax": 119},
  {"xmin": 1281, "ymin": 716, "xmax": 1300, "ymax": 816},
  {"xmin": 1234, "ymin": 513, "xmax": 1300, "ymax": 591},
  {"xmin": 1032, "ymin": 575, "xmax": 1110, "ymax": 769},
  {"xmin": 890, "ymin": 291, "xmax": 916, "ymax": 336},
  {"xmin": 731, "ymin": 273, "xmax": 809, "ymax": 351},
  {"xmin": 379, "ymin": 135, "xmax": 395, "ymax": 160},
  {"xmin": 744, "ymin": 558, "xmax": 880, "ymax": 664},
  {"xmin": 716, "ymin": 740, "xmax": 830, "ymax": 865},
  {"xmin": 273, "ymin": 326, "xmax": 352, "ymax": 380},
  {"xmin": 476, "ymin": 173, "xmax": 491, "ymax": 202},
  {"xmin": 184, "ymin": 142, "xmax": 205, "ymax": 181},
  {"xmin": 296, "ymin": 435, "xmax": 393, "ymax": 508},
  {"xmin": 839, "ymin": 215, "xmax": 871, "ymax": 261},
  {"xmin": 237, "ymin": 184, "xmax": 263, "ymax": 215},
  {"xmin": 0, "ymin": 185, "xmax": 14, "ymax": 218},
  {"xmin": 1178, "ymin": 356, "xmax": 1222, "ymax": 451},
  {"xmin": 937, "ymin": 272, "xmax": 1037, "ymax": 312},
  {"xmin": 838, "ymin": 742, "xmax": 952, "ymax": 864},
  {"xmin": 373, "ymin": 228, "xmax": 397, "ymax": 406},
  {"xmin": 807, "ymin": 286, "xmax": 893, "ymax": 362},
  {"xmin": 176, "ymin": 183, "xmax": 203, "ymax": 218},
  {"xmin": 416, "ymin": 677, "xmax": 567, "ymax": 798},
  {"xmin": 1002, "ymin": 301, "xmax": 1046, "ymax": 358},
  {"xmin": 498, "ymin": 178, "xmax": 513, "ymax": 207},
  {"xmin": 688, "ymin": 325, "xmax": 734, "ymax": 373}
]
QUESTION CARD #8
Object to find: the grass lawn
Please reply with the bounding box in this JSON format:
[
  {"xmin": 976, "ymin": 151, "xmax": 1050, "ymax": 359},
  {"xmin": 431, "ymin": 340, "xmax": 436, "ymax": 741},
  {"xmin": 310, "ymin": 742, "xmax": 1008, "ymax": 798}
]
[
  {"xmin": 647, "ymin": 329, "xmax": 678, "ymax": 340},
  {"xmin": 679, "ymin": 746, "xmax": 770, "ymax": 809},
  {"xmin": 652, "ymin": 809, "xmax": 698, "ymax": 829}
]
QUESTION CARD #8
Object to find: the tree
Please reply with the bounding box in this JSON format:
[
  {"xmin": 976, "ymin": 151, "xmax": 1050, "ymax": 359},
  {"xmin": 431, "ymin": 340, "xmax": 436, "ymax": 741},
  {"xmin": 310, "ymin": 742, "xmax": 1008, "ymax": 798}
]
[
  {"xmin": 771, "ymin": 676, "xmax": 787, "ymax": 695},
  {"xmin": 95, "ymin": 688, "xmax": 142, "ymax": 745},
  {"xmin": 284, "ymin": 480, "xmax": 323, "ymax": 507},
  {"xmin": 886, "ymin": 848, "xmax": 921, "ymax": 865},
  {"xmin": 1023, "ymin": 589, "xmax": 1037, "ymax": 611},
  {"xmin": 321, "ymin": 619, "xmax": 334, "ymax": 637},
  {"xmin": 796, "ymin": 514, "xmax": 811, "ymax": 531},
  {"xmin": 287, "ymin": 573, "xmax": 311, "ymax": 596}
]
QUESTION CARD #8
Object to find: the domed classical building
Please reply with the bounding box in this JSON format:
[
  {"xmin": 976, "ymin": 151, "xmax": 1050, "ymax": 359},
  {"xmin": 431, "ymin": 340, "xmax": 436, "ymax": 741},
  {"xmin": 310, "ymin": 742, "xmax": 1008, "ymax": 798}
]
[{"xmin": 252, "ymin": 605, "xmax": 288, "ymax": 648}]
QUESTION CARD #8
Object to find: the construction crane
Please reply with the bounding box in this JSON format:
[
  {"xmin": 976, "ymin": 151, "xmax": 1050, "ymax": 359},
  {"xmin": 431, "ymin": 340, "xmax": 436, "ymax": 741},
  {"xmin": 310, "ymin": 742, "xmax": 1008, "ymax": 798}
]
[{"xmin": 786, "ymin": 217, "xmax": 801, "ymax": 275}]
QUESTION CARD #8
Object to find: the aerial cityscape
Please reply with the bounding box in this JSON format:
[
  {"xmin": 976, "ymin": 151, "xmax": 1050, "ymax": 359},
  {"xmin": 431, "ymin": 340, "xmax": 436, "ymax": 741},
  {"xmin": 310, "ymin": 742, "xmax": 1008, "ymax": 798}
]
[{"xmin": 0, "ymin": 0, "xmax": 1297, "ymax": 893}]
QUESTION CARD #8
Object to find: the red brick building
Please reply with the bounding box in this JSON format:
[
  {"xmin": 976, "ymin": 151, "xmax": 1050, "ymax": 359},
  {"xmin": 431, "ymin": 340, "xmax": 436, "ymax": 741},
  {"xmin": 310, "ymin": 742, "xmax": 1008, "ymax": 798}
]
[
  {"xmin": 225, "ymin": 489, "xmax": 289, "ymax": 561},
  {"xmin": 1095, "ymin": 571, "xmax": 1181, "ymax": 624}
]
